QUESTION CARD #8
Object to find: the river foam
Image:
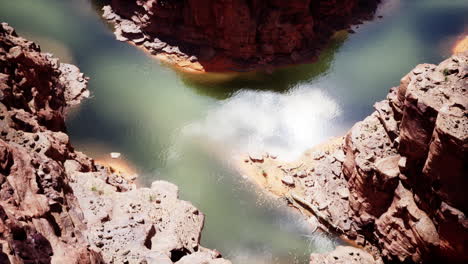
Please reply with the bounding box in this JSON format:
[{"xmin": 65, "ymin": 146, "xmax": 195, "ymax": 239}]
[{"xmin": 185, "ymin": 84, "xmax": 341, "ymax": 161}]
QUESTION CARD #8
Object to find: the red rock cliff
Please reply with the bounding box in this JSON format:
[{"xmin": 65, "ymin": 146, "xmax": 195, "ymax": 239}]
[
  {"xmin": 0, "ymin": 23, "xmax": 230, "ymax": 264},
  {"xmin": 240, "ymin": 52, "xmax": 467, "ymax": 263},
  {"xmin": 342, "ymin": 52, "xmax": 468, "ymax": 263},
  {"xmin": 108, "ymin": 0, "xmax": 379, "ymax": 66}
]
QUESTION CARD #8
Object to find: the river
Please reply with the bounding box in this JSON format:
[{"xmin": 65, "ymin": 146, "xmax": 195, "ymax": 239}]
[{"xmin": 0, "ymin": 0, "xmax": 466, "ymax": 263}]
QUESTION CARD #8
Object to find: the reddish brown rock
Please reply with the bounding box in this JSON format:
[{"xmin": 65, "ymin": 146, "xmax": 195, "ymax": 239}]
[
  {"xmin": 0, "ymin": 23, "xmax": 230, "ymax": 264},
  {"xmin": 341, "ymin": 52, "xmax": 468, "ymax": 263},
  {"xmin": 0, "ymin": 22, "xmax": 102, "ymax": 264},
  {"xmin": 375, "ymin": 183, "xmax": 439, "ymax": 263},
  {"xmin": 343, "ymin": 112, "xmax": 398, "ymax": 226},
  {"xmin": 104, "ymin": 0, "xmax": 380, "ymax": 70},
  {"xmin": 243, "ymin": 52, "xmax": 467, "ymax": 263}
]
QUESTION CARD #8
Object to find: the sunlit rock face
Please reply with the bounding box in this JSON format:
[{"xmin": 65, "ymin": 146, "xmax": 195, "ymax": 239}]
[
  {"xmin": 0, "ymin": 22, "xmax": 100, "ymax": 264},
  {"xmin": 109, "ymin": 0, "xmax": 379, "ymax": 63},
  {"xmin": 342, "ymin": 52, "xmax": 468, "ymax": 263},
  {"xmin": 238, "ymin": 52, "xmax": 468, "ymax": 264},
  {"xmin": 0, "ymin": 23, "xmax": 230, "ymax": 264},
  {"xmin": 310, "ymin": 246, "xmax": 376, "ymax": 264}
]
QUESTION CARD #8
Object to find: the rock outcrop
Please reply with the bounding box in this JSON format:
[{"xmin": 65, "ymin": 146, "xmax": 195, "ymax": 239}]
[
  {"xmin": 310, "ymin": 246, "xmax": 377, "ymax": 264},
  {"xmin": 101, "ymin": 0, "xmax": 380, "ymax": 71},
  {"xmin": 343, "ymin": 52, "xmax": 467, "ymax": 263},
  {"xmin": 0, "ymin": 22, "xmax": 230, "ymax": 264},
  {"xmin": 241, "ymin": 52, "xmax": 468, "ymax": 263},
  {"xmin": 0, "ymin": 22, "xmax": 101, "ymax": 264}
]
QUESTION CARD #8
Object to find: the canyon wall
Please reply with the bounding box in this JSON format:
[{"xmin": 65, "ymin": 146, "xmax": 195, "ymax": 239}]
[
  {"xmin": 0, "ymin": 23, "xmax": 230, "ymax": 264},
  {"xmin": 342, "ymin": 51, "xmax": 467, "ymax": 263},
  {"xmin": 105, "ymin": 0, "xmax": 379, "ymax": 69},
  {"xmin": 0, "ymin": 22, "xmax": 100, "ymax": 264},
  {"xmin": 241, "ymin": 52, "xmax": 467, "ymax": 263}
]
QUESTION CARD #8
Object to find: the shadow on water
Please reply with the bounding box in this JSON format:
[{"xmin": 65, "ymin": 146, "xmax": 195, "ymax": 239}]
[
  {"xmin": 180, "ymin": 32, "xmax": 348, "ymax": 100},
  {"xmin": 409, "ymin": 5, "xmax": 468, "ymax": 61},
  {"xmin": 88, "ymin": 0, "xmax": 349, "ymax": 100},
  {"xmin": 90, "ymin": 0, "xmax": 110, "ymax": 9}
]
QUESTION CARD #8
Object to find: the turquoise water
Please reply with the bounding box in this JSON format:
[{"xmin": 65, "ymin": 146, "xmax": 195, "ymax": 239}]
[{"xmin": 1, "ymin": 0, "xmax": 467, "ymax": 263}]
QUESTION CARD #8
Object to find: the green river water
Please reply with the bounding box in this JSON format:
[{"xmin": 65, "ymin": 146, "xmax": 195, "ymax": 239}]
[{"xmin": 1, "ymin": 0, "xmax": 467, "ymax": 263}]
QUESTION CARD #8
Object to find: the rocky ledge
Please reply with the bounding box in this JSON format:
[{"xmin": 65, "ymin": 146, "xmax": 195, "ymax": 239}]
[
  {"xmin": 101, "ymin": 0, "xmax": 380, "ymax": 72},
  {"xmin": 240, "ymin": 52, "xmax": 468, "ymax": 263},
  {"xmin": 0, "ymin": 23, "xmax": 230, "ymax": 264}
]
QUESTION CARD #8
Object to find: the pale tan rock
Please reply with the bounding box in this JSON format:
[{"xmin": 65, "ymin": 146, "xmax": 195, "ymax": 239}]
[
  {"xmin": 281, "ymin": 175, "xmax": 295, "ymax": 186},
  {"xmin": 309, "ymin": 246, "xmax": 377, "ymax": 264},
  {"xmin": 0, "ymin": 23, "xmax": 229, "ymax": 264}
]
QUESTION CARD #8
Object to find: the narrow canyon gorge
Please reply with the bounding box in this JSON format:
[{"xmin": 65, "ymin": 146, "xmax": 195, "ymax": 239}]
[{"xmin": 0, "ymin": 0, "xmax": 467, "ymax": 263}]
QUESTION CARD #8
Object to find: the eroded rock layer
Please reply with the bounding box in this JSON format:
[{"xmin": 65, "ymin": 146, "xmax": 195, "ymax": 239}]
[
  {"xmin": 343, "ymin": 52, "xmax": 467, "ymax": 263},
  {"xmin": 310, "ymin": 246, "xmax": 377, "ymax": 264},
  {"xmin": 0, "ymin": 23, "xmax": 230, "ymax": 264},
  {"xmin": 241, "ymin": 52, "xmax": 467, "ymax": 263},
  {"xmin": 105, "ymin": 0, "xmax": 379, "ymax": 70}
]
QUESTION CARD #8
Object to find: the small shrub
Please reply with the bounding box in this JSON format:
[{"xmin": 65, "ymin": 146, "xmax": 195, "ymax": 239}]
[{"xmin": 91, "ymin": 186, "xmax": 104, "ymax": 195}]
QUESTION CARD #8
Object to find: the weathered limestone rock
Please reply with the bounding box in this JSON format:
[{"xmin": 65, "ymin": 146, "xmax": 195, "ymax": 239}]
[
  {"xmin": 0, "ymin": 23, "xmax": 230, "ymax": 264},
  {"xmin": 69, "ymin": 172, "xmax": 225, "ymax": 263},
  {"xmin": 309, "ymin": 246, "xmax": 378, "ymax": 264},
  {"xmin": 281, "ymin": 174, "xmax": 295, "ymax": 186}
]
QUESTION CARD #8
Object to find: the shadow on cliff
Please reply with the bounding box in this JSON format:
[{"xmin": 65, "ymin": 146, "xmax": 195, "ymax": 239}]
[
  {"xmin": 89, "ymin": 0, "xmax": 350, "ymax": 100},
  {"xmin": 180, "ymin": 32, "xmax": 348, "ymax": 100}
]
